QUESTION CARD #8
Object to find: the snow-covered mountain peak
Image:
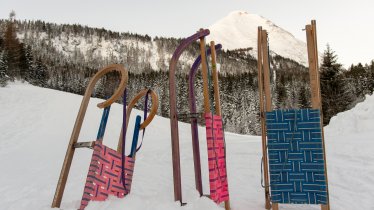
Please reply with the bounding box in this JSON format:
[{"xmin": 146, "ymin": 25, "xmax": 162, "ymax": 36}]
[
  {"xmin": 208, "ymin": 11, "xmax": 309, "ymax": 66},
  {"xmin": 227, "ymin": 10, "xmax": 265, "ymax": 22}
]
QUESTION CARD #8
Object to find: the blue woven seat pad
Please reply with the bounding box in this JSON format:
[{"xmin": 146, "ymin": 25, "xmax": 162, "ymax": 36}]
[{"xmin": 265, "ymin": 109, "xmax": 327, "ymax": 204}]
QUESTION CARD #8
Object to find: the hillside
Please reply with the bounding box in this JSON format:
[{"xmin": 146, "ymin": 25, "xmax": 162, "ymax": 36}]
[
  {"xmin": 0, "ymin": 82, "xmax": 373, "ymax": 209},
  {"xmin": 0, "ymin": 16, "xmax": 312, "ymax": 135}
]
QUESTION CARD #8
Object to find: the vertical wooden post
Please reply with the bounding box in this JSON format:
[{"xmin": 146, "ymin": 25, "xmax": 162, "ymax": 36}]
[
  {"xmin": 199, "ymin": 32, "xmax": 211, "ymax": 113},
  {"xmin": 210, "ymin": 41, "xmax": 230, "ymax": 210},
  {"xmin": 312, "ymin": 20, "xmax": 323, "ymax": 106},
  {"xmin": 261, "ymin": 30, "xmax": 278, "ymax": 210},
  {"xmin": 257, "ymin": 27, "xmax": 272, "ymax": 210},
  {"xmin": 306, "ymin": 25, "xmax": 320, "ymax": 108},
  {"xmin": 210, "ymin": 41, "xmax": 222, "ymax": 116},
  {"xmin": 306, "ymin": 20, "xmax": 330, "ymax": 210},
  {"xmin": 261, "ymin": 30, "xmax": 272, "ymax": 113}
]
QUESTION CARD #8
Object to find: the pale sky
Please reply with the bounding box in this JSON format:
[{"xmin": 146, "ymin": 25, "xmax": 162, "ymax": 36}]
[{"xmin": 1, "ymin": 0, "xmax": 373, "ymax": 67}]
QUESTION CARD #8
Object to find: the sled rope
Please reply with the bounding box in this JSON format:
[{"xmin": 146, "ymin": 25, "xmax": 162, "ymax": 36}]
[
  {"xmin": 121, "ymin": 89, "xmax": 129, "ymax": 191},
  {"xmin": 135, "ymin": 88, "xmax": 151, "ymax": 152}
]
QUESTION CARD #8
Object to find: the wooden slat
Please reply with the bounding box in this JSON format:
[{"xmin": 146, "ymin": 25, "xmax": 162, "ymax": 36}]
[
  {"xmin": 199, "ymin": 33, "xmax": 211, "ymax": 113},
  {"xmin": 257, "ymin": 27, "xmax": 272, "ymax": 210},
  {"xmin": 261, "ymin": 29, "xmax": 277, "ymax": 209},
  {"xmin": 210, "ymin": 41, "xmax": 230, "ymax": 210},
  {"xmin": 306, "ymin": 25, "xmax": 320, "ymax": 109},
  {"xmin": 312, "ymin": 20, "xmax": 322, "ymax": 105},
  {"xmin": 310, "ymin": 20, "xmax": 330, "ymax": 210},
  {"xmin": 51, "ymin": 64, "xmax": 128, "ymax": 208},
  {"xmin": 74, "ymin": 141, "xmax": 95, "ymax": 149},
  {"xmin": 225, "ymin": 201, "xmax": 231, "ymax": 210},
  {"xmin": 261, "ymin": 30, "xmax": 272, "ymax": 112},
  {"xmin": 210, "ymin": 41, "xmax": 222, "ymax": 116}
]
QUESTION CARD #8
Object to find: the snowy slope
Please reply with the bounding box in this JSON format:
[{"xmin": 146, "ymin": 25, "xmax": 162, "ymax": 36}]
[
  {"xmin": 17, "ymin": 31, "xmax": 172, "ymax": 72},
  {"xmin": 208, "ymin": 11, "xmax": 309, "ymax": 66},
  {"xmin": 0, "ymin": 83, "xmax": 373, "ymax": 210}
]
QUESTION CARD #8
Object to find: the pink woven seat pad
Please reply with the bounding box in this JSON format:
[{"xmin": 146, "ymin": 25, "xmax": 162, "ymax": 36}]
[
  {"xmin": 205, "ymin": 113, "xmax": 229, "ymax": 204},
  {"xmin": 79, "ymin": 141, "xmax": 135, "ymax": 210}
]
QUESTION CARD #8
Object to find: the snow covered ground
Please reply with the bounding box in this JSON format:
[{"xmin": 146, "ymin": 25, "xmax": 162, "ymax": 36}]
[{"xmin": 0, "ymin": 83, "xmax": 373, "ymax": 210}]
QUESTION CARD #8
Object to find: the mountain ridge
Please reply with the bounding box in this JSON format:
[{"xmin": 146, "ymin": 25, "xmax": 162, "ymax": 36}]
[{"xmin": 208, "ymin": 10, "xmax": 309, "ymax": 66}]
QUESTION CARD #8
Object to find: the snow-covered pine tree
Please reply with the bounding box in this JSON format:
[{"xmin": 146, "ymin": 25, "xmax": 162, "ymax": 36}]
[
  {"xmin": 0, "ymin": 51, "xmax": 8, "ymax": 87},
  {"xmin": 369, "ymin": 60, "xmax": 374, "ymax": 93},
  {"xmin": 298, "ymin": 84, "xmax": 310, "ymax": 108},
  {"xmin": 18, "ymin": 43, "xmax": 31, "ymax": 81},
  {"xmin": 93, "ymin": 76, "xmax": 106, "ymax": 99},
  {"xmin": 320, "ymin": 44, "xmax": 353, "ymax": 125},
  {"xmin": 345, "ymin": 63, "xmax": 371, "ymax": 99},
  {"xmin": 3, "ymin": 11, "xmax": 21, "ymax": 80},
  {"xmin": 24, "ymin": 45, "xmax": 34, "ymax": 82},
  {"xmin": 275, "ymin": 73, "xmax": 286, "ymax": 109},
  {"xmin": 33, "ymin": 58, "xmax": 48, "ymax": 87},
  {"xmin": 160, "ymin": 73, "xmax": 169, "ymax": 117}
]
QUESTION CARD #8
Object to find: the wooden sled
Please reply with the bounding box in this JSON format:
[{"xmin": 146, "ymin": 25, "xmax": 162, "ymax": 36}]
[{"xmin": 51, "ymin": 64, "xmax": 128, "ymax": 208}]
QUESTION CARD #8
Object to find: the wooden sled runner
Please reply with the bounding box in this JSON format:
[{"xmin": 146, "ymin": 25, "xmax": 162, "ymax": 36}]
[{"xmin": 51, "ymin": 64, "xmax": 158, "ymax": 209}]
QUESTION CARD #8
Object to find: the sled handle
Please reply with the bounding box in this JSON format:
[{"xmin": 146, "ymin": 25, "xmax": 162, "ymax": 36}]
[
  {"xmin": 125, "ymin": 89, "xmax": 158, "ymax": 129},
  {"xmin": 87, "ymin": 64, "xmax": 129, "ymax": 108}
]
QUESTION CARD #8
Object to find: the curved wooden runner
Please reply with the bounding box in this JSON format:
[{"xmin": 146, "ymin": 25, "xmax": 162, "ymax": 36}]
[
  {"xmin": 169, "ymin": 29, "xmax": 210, "ymax": 204},
  {"xmin": 188, "ymin": 43, "xmax": 222, "ymax": 196}
]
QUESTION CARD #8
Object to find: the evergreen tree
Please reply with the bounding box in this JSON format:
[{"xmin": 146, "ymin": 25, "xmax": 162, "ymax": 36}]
[
  {"xmin": 24, "ymin": 45, "xmax": 34, "ymax": 82},
  {"xmin": 0, "ymin": 35, "xmax": 3, "ymax": 48},
  {"xmin": 288, "ymin": 83, "xmax": 298, "ymax": 109},
  {"xmin": 320, "ymin": 45, "xmax": 353, "ymax": 125},
  {"xmin": 369, "ymin": 60, "xmax": 374, "ymax": 93},
  {"xmin": 32, "ymin": 58, "xmax": 48, "ymax": 87},
  {"xmin": 298, "ymin": 85, "xmax": 310, "ymax": 108},
  {"xmin": 18, "ymin": 43, "xmax": 29, "ymax": 80},
  {"xmin": 275, "ymin": 73, "xmax": 286, "ymax": 109},
  {"xmin": 3, "ymin": 11, "xmax": 22, "ymax": 79},
  {"xmin": 0, "ymin": 51, "xmax": 8, "ymax": 87},
  {"xmin": 345, "ymin": 62, "xmax": 371, "ymax": 98},
  {"xmin": 160, "ymin": 73, "xmax": 169, "ymax": 117},
  {"xmin": 94, "ymin": 77, "xmax": 105, "ymax": 98}
]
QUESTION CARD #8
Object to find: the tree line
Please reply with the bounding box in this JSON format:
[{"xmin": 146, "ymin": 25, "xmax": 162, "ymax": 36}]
[{"xmin": 1, "ymin": 12, "xmax": 373, "ymax": 134}]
